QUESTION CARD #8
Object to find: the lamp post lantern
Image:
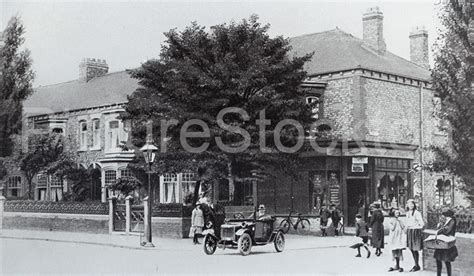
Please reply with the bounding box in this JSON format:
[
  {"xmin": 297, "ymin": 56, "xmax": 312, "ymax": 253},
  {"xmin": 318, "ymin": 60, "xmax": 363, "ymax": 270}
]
[{"xmin": 140, "ymin": 142, "xmax": 158, "ymax": 247}]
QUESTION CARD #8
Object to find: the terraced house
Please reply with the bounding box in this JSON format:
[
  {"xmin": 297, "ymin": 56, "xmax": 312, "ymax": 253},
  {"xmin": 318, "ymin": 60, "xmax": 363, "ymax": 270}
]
[{"xmin": 1, "ymin": 7, "xmax": 470, "ymax": 230}]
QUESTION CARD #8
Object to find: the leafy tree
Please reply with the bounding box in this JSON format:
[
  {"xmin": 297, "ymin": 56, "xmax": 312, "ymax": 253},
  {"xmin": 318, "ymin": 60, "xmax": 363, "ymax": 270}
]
[
  {"xmin": 0, "ymin": 17, "xmax": 35, "ymax": 157},
  {"xmin": 18, "ymin": 133, "xmax": 64, "ymax": 199},
  {"xmin": 123, "ymin": 15, "xmax": 313, "ymax": 205},
  {"xmin": 107, "ymin": 176, "xmax": 142, "ymax": 199},
  {"xmin": 431, "ymin": 0, "xmax": 474, "ymax": 203}
]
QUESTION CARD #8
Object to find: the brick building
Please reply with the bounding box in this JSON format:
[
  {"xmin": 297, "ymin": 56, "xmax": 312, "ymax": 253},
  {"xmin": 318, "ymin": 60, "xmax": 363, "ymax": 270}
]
[{"xmin": 0, "ymin": 7, "xmax": 470, "ymax": 225}]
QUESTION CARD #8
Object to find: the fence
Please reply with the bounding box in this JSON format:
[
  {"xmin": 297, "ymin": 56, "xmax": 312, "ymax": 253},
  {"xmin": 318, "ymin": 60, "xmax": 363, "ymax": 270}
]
[{"xmin": 4, "ymin": 200, "xmax": 108, "ymax": 215}]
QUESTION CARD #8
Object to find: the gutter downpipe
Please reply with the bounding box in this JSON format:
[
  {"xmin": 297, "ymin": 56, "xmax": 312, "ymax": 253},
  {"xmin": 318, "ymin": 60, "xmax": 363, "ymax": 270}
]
[{"xmin": 419, "ymin": 82, "xmax": 426, "ymax": 219}]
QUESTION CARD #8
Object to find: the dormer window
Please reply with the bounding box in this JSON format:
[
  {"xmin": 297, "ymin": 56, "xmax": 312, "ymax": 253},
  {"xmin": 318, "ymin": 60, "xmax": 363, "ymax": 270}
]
[{"xmin": 306, "ymin": 96, "xmax": 321, "ymax": 120}]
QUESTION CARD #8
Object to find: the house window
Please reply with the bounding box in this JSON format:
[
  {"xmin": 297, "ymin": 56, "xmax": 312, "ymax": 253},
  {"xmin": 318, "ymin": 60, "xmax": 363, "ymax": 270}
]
[
  {"xmin": 50, "ymin": 175, "xmax": 63, "ymax": 202},
  {"xmin": 436, "ymin": 177, "xmax": 452, "ymax": 206},
  {"xmin": 119, "ymin": 169, "xmax": 133, "ymax": 178},
  {"xmin": 181, "ymin": 172, "xmax": 196, "ymax": 201},
  {"xmin": 106, "ymin": 121, "xmax": 120, "ymax": 150},
  {"xmin": 79, "ymin": 120, "xmax": 88, "ymax": 149},
  {"xmin": 52, "ymin": 128, "xmax": 64, "ymax": 135},
  {"xmin": 36, "ymin": 174, "xmax": 48, "ymax": 201},
  {"xmin": 162, "ymin": 173, "xmax": 178, "ymax": 203},
  {"xmin": 7, "ymin": 176, "xmax": 22, "ymax": 197},
  {"xmin": 92, "ymin": 119, "xmax": 100, "ymax": 148},
  {"xmin": 105, "ymin": 170, "xmax": 117, "ymax": 198},
  {"xmin": 306, "ymin": 96, "xmax": 321, "ymax": 120}
]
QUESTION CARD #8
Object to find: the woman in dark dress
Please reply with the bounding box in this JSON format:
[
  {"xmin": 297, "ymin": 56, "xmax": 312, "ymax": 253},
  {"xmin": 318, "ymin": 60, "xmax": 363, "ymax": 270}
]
[
  {"xmin": 434, "ymin": 209, "xmax": 458, "ymax": 276},
  {"xmin": 370, "ymin": 202, "xmax": 385, "ymax": 256}
]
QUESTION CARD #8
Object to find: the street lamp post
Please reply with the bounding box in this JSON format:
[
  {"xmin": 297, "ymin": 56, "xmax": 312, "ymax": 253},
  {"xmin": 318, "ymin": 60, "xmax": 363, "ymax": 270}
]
[{"xmin": 140, "ymin": 142, "xmax": 158, "ymax": 247}]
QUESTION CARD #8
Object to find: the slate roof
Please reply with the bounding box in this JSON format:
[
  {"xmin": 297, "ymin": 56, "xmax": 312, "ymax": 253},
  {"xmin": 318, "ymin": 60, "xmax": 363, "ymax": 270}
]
[
  {"xmin": 24, "ymin": 71, "xmax": 139, "ymax": 116},
  {"xmin": 288, "ymin": 28, "xmax": 431, "ymax": 81},
  {"xmin": 26, "ymin": 28, "xmax": 430, "ymax": 117}
]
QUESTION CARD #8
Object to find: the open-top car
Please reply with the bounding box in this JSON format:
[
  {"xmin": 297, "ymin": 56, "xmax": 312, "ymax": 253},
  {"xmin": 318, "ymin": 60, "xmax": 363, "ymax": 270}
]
[{"xmin": 202, "ymin": 216, "xmax": 285, "ymax": 256}]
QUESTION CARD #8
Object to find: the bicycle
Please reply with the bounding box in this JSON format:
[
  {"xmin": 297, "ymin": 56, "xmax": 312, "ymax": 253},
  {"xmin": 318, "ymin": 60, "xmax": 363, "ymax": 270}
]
[{"xmin": 279, "ymin": 210, "xmax": 311, "ymax": 235}]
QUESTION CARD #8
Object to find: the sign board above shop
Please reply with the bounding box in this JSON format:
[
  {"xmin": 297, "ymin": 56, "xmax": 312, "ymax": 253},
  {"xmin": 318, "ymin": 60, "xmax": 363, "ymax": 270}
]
[{"xmin": 352, "ymin": 157, "xmax": 368, "ymax": 164}]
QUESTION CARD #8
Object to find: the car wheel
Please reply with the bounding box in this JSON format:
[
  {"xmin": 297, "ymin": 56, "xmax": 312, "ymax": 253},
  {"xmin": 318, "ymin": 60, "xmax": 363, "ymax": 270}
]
[
  {"xmin": 203, "ymin": 234, "xmax": 217, "ymax": 255},
  {"xmin": 274, "ymin": 231, "xmax": 285, "ymax": 252},
  {"xmin": 237, "ymin": 233, "xmax": 252, "ymax": 256},
  {"xmin": 297, "ymin": 219, "xmax": 311, "ymax": 235},
  {"xmin": 279, "ymin": 219, "xmax": 291, "ymax": 234}
]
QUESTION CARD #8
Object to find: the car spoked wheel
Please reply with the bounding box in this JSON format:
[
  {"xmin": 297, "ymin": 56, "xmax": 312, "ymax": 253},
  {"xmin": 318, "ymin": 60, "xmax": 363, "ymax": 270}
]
[
  {"xmin": 203, "ymin": 235, "xmax": 217, "ymax": 255},
  {"xmin": 274, "ymin": 231, "xmax": 285, "ymax": 252},
  {"xmin": 297, "ymin": 219, "xmax": 311, "ymax": 235},
  {"xmin": 279, "ymin": 219, "xmax": 291, "ymax": 234},
  {"xmin": 237, "ymin": 233, "xmax": 252, "ymax": 256}
]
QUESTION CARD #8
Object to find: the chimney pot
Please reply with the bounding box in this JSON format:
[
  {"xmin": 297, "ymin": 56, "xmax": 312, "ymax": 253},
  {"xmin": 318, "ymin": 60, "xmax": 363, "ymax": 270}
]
[
  {"xmin": 409, "ymin": 26, "xmax": 429, "ymax": 69},
  {"xmin": 362, "ymin": 6, "xmax": 386, "ymax": 53},
  {"xmin": 79, "ymin": 58, "xmax": 109, "ymax": 82}
]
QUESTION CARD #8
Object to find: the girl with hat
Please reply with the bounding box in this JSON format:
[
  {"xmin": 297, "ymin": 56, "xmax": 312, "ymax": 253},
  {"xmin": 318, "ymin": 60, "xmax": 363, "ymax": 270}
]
[
  {"xmin": 434, "ymin": 209, "xmax": 458, "ymax": 276},
  {"xmin": 405, "ymin": 199, "xmax": 425, "ymax": 272},
  {"xmin": 190, "ymin": 202, "xmax": 204, "ymax": 244}
]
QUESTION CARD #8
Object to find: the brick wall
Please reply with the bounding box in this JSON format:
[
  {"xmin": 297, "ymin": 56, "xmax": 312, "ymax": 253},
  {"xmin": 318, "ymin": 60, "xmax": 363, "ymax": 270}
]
[{"xmin": 423, "ymin": 231, "xmax": 474, "ymax": 276}]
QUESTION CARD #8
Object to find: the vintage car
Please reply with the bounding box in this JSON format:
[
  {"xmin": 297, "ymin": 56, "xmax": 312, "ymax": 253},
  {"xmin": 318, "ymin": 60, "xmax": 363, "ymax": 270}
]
[{"xmin": 202, "ymin": 216, "xmax": 285, "ymax": 256}]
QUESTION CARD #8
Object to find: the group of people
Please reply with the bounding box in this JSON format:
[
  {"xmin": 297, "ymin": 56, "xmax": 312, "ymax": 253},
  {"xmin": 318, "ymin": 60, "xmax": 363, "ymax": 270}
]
[
  {"xmin": 319, "ymin": 203, "xmax": 342, "ymax": 236},
  {"xmin": 353, "ymin": 199, "xmax": 458, "ymax": 276},
  {"xmin": 190, "ymin": 197, "xmax": 226, "ymax": 245}
]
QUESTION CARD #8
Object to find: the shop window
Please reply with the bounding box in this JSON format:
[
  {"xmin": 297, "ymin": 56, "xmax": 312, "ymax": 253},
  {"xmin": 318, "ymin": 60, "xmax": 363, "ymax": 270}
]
[
  {"xmin": 92, "ymin": 119, "xmax": 100, "ymax": 148},
  {"xmin": 7, "ymin": 176, "xmax": 22, "ymax": 197},
  {"xmin": 79, "ymin": 120, "xmax": 88, "ymax": 149},
  {"xmin": 436, "ymin": 177, "xmax": 452, "ymax": 206},
  {"xmin": 162, "ymin": 173, "xmax": 178, "ymax": 203},
  {"xmin": 376, "ymin": 172, "xmax": 408, "ymax": 209}
]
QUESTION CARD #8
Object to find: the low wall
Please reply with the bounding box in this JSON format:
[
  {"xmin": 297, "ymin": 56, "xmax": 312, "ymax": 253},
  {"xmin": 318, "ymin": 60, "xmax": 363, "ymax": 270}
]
[
  {"xmin": 3, "ymin": 211, "xmax": 109, "ymax": 233},
  {"xmin": 152, "ymin": 217, "xmax": 191, "ymax": 239},
  {"xmin": 423, "ymin": 230, "xmax": 474, "ymax": 276}
]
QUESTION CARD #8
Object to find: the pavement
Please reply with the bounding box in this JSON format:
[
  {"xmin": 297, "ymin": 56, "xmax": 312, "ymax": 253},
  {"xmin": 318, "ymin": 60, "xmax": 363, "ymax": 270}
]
[{"xmin": 0, "ymin": 229, "xmax": 438, "ymax": 275}]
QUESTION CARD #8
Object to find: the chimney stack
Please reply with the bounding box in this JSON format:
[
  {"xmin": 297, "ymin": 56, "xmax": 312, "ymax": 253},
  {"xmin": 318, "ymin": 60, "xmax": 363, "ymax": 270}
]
[
  {"xmin": 409, "ymin": 27, "xmax": 429, "ymax": 69},
  {"xmin": 362, "ymin": 6, "xmax": 386, "ymax": 53},
  {"xmin": 79, "ymin": 58, "xmax": 109, "ymax": 82}
]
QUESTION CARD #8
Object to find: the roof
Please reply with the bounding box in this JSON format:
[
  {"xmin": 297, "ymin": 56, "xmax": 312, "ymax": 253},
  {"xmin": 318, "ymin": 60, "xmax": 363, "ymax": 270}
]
[
  {"xmin": 24, "ymin": 71, "xmax": 139, "ymax": 116},
  {"xmin": 289, "ymin": 28, "xmax": 431, "ymax": 81}
]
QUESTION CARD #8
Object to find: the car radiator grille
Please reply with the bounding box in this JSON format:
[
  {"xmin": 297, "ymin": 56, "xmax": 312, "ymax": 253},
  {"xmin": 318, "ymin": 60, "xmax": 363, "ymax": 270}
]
[{"xmin": 221, "ymin": 227, "xmax": 235, "ymax": 239}]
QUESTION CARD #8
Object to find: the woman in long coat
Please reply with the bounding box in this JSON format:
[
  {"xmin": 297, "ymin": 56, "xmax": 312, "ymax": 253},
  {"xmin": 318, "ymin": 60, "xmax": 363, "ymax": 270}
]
[{"xmin": 370, "ymin": 202, "xmax": 385, "ymax": 256}]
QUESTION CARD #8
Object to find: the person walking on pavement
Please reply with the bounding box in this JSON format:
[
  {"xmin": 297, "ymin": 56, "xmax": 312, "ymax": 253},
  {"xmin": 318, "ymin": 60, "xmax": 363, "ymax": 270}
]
[
  {"xmin": 320, "ymin": 204, "xmax": 330, "ymax": 237},
  {"xmin": 354, "ymin": 214, "xmax": 371, "ymax": 258},
  {"xmin": 370, "ymin": 202, "xmax": 384, "ymax": 256},
  {"xmin": 405, "ymin": 199, "xmax": 425, "ymax": 272},
  {"xmin": 388, "ymin": 209, "xmax": 406, "ymax": 272},
  {"xmin": 190, "ymin": 202, "xmax": 204, "ymax": 244}
]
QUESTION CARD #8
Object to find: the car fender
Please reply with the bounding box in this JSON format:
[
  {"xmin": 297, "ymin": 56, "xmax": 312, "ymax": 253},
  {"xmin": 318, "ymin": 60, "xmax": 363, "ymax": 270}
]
[
  {"xmin": 202, "ymin": 228, "xmax": 216, "ymax": 237},
  {"xmin": 268, "ymin": 229, "xmax": 283, "ymax": 243},
  {"xmin": 235, "ymin": 228, "xmax": 248, "ymax": 237}
]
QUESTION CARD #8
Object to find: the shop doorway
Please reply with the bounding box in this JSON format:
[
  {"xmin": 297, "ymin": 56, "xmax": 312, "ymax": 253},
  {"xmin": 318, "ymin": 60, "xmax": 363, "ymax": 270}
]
[{"xmin": 347, "ymin": 179, "xmax": 367, "ymax": 226}]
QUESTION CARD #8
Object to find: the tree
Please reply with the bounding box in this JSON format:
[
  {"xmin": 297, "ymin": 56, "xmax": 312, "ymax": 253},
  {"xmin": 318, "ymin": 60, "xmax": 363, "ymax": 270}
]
[
  {"xmin": 123, "ymin": 15, "xmax": 314, "ymax": 205},
  {"xmin": 18, "ymin": 133, "xmax": 64, "ymax": 199},
  {"xmin": 0, "ymin": 17, "xmax": 35, "ymax": 157},
  {"xmin": 431, "ymin": 0, "xmax": 474, "ymax": 203}
]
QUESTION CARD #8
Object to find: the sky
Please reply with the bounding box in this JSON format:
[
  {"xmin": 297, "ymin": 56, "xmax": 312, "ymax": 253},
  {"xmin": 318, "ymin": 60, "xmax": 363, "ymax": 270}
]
[{"xmin": 1, "ymin": 0, "xmax": 443, "ymax": 87}]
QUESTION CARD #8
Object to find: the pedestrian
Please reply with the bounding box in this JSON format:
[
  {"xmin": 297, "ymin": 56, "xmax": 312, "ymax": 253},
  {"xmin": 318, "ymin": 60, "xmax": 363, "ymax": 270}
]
[
  {"xmin": 370, "ymin": 202, "xmax": 384, "ymax": 256},
  {"xmin": 354, "ymin": 214, "xmax": 371, "ymax": 258},
  {"xmin": 329, "ymin": 203, "xmax": 341, "ymax": 236},
  {"xmin": 190, "ymin": 202, "xmax": 204, "ymax": 244},
  {"xmin": 388, "ymin": 209, "xmax": 406, "ymax": 272},
  {"xmin": 434, "ymin": 209, "xmax": 458, "ymax": 276},
  {"xmin": 319, "ymin": 204, "xmax": 330, "ymax": 237},
  {"xmin": 405, "ymin": 199, "xmax": 424, "ymax": 272}
]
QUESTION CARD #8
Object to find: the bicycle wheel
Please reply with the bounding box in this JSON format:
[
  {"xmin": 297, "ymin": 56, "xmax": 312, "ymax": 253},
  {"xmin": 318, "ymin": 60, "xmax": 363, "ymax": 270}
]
[
  {"xmin": 279, "ymin": 219, "xmax": 291, "ymax": 234},
  {"xmin": 296, "ymin": 219, "xmax": 311, "ymax": 235}
]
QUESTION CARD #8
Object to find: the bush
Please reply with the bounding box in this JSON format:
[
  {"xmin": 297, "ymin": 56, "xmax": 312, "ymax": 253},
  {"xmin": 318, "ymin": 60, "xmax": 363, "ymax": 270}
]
[{"xmin": 107, "ymin": 176, "xmax": 142, "ymax": 198}]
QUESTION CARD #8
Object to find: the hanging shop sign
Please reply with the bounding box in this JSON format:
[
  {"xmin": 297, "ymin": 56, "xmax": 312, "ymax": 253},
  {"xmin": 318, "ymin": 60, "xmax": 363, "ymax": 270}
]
[{"xmin": 351, "ymin": 163, "xmax": 365, "ymax": 173}]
